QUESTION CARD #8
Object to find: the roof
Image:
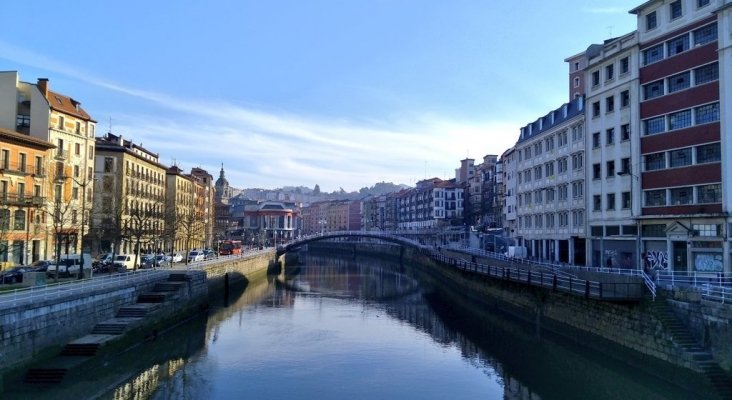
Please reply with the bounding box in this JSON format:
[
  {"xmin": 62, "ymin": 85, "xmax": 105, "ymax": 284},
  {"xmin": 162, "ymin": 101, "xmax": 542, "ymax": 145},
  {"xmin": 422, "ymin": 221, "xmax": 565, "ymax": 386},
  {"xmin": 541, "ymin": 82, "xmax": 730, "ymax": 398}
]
[
  {"xmin": 0, "ymin": 127, "xmax": 55, "ymax": 149},
  {"xmin": 516, "ymin": 96, "xmax": 584, "ymax": 144},
  {"xmin": 46, "ymin": 90, "xmax": 94, "ymax": 121}
]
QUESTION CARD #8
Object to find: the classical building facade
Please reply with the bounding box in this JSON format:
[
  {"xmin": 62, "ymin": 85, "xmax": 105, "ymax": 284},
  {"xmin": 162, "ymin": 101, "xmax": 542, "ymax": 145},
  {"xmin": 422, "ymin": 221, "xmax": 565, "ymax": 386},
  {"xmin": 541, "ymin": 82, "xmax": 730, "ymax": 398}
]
[
  {"xmin": 92, "ymin": 133, "xmax": 167, "ymax": 256},
  {"xmin": 0, "ymin": 73, "xmax": 96, "ymax": 262}
]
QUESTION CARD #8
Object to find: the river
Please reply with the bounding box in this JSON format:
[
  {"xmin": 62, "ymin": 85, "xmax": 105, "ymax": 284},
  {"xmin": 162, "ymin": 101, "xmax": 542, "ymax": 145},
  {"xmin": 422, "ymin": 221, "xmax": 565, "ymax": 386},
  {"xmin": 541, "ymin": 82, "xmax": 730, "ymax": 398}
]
[{"xmin": 15, "ymin": 252, "xmax": 719, "ymax": 399}]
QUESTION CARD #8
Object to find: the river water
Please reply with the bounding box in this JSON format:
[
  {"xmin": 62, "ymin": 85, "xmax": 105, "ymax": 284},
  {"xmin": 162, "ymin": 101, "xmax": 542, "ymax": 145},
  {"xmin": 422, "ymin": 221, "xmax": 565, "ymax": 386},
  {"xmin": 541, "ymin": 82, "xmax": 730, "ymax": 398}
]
[{"xmin": 12, "ymin": 253, "xmax": 717, "ymax": 399}]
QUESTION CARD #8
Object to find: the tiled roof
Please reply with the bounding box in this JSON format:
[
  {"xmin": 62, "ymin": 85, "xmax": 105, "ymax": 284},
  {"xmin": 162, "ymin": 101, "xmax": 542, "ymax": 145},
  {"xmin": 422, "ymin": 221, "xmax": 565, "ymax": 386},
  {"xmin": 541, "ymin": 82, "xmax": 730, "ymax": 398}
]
[
  {"xmin": 0, "ymin": 126, "xmax": 55, "ymax": 149},
  {"xmin": 47, "ymin": 90, "xmax": 93, "ymax": 121}
]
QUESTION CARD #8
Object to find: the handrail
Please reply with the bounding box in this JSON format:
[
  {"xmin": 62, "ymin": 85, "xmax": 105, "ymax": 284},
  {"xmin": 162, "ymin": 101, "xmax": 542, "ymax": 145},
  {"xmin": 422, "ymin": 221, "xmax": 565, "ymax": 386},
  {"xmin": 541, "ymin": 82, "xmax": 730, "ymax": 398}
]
[{"xmin": 641, "ymin": 271, "xmax": 656, "ymax": 300}]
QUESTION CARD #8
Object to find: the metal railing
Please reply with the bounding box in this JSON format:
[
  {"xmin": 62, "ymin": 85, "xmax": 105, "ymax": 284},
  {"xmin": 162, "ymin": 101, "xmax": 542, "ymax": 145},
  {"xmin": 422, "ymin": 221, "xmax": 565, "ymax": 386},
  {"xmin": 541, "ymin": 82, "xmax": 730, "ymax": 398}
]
[{"xmin": 0, "ymin": 269, "xmax": 169, "ymax": 308}]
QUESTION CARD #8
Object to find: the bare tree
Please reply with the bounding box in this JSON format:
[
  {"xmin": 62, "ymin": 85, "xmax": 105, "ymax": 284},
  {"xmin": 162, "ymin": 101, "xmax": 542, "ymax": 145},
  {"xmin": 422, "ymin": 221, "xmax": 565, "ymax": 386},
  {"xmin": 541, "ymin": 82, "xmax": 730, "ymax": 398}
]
[
  {"xmin": 125, "ymin": 198, "xmax": 165, "ymax": 270},
  {"xmin": 176, "ymin": 205, "xmax": 204, "ymax": 264},
  {"xmin": 90, "ymin": 188, "xmax": 126, "ymax": 270},
  {"xmin": 44, "ymin": 196, "xmax": 74, "ymax": 282}
]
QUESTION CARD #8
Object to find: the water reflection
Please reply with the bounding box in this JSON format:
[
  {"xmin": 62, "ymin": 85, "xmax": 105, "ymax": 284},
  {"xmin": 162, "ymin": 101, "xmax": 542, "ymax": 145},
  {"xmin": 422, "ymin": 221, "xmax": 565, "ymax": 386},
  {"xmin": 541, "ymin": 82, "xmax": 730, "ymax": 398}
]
[{"xmin": 15, "ymin": 254, "xmax": 716, "ymax": 399}]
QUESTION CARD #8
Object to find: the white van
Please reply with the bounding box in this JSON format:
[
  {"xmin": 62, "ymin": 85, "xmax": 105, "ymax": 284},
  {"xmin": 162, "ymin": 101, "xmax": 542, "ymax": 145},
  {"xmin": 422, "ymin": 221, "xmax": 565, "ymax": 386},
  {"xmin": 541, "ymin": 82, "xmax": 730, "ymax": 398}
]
[
  {"xmin": 113, "ymin": 254, "xmax": 140, "ymax": 271},
  {"xmin": 46, "ymin": 254, "xmax": 93, "ymax": 277}
]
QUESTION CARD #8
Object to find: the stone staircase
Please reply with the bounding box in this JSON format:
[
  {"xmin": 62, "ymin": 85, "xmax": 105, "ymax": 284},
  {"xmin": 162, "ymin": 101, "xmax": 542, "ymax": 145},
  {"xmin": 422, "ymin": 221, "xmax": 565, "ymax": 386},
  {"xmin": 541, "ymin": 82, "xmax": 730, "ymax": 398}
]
[
  {"xmin": 22, "ymin": 272, "xmax": 190, "ymax": 386},
  {"xmin": 649, "ymin": 296, "xmax": 732, "ymax": 399}
]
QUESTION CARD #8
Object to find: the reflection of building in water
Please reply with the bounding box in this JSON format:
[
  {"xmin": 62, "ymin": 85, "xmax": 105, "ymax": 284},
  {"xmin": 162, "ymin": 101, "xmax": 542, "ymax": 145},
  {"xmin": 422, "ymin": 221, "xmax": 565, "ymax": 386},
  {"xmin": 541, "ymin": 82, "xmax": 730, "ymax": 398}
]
[{"xmin": 111, "ymin": 358, "xmax": 188, "ymax": 400}]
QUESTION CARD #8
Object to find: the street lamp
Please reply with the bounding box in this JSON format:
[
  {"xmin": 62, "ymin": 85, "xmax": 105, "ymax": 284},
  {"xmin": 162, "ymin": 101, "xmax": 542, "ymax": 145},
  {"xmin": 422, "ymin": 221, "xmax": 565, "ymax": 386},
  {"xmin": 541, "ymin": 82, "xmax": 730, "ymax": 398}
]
[{"xmin": 617, "ymin": 170, "xmax": 641, "ymax": 270}]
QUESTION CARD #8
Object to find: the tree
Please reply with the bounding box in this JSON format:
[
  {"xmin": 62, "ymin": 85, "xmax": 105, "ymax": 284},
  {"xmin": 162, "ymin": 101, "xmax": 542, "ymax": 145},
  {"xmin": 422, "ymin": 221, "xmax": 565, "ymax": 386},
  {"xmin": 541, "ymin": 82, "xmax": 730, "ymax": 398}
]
[
  {"xmin": 45, "ymin": 195, "xmax": 74, "ymax": 282},
  {"xmin": 175, "ymin": 204, "xmax": 205, "ymax": 264},
  {"xmin": 125, "ymin": 197, "xmax": 165, "ymax": 270}
]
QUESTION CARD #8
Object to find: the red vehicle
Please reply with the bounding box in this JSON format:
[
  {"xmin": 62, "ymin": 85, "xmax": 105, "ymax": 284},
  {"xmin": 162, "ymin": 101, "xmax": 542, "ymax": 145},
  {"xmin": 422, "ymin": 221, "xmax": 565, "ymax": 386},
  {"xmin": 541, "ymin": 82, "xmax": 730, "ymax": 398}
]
[{"xmin": 219, "ymin": 240, "xmax": 242, "ymax": 256}]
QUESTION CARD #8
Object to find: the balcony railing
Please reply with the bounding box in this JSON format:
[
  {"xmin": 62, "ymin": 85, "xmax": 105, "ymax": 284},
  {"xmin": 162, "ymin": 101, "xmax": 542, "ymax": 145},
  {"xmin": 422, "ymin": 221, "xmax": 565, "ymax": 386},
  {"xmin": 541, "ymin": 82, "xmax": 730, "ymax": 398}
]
[
  {"xmin": 0, "ymin": 160, "xmax": 46, "ymax": 177},
  {"xmin": 54, "ymin": 150, "xmax": 68, "ymax": 160},
  {"xmin": 0, "ymin": 193, "xmax": 45, "ymax": 206}
]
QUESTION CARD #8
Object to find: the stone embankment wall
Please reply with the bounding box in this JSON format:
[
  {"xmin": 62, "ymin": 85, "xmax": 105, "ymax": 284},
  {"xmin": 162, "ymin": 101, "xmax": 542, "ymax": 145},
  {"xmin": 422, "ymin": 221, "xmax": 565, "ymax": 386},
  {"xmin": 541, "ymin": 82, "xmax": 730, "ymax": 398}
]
[
  {"xmin": 305, "ymin": 242, "xmax": 729, "ymax": 374},
  {"xmin": 0, "ymin": 272, "xmax": 189, "ymax": 371},
  {"xmin": 204, "ymin": 251, "xmax": 278, "ymax": 291}
]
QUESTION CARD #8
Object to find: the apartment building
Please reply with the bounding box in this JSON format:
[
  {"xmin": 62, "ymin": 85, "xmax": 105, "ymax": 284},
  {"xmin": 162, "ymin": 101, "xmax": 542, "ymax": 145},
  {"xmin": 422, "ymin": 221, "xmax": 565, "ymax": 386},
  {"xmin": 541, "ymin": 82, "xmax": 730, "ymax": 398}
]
[
  {"xmin": 501, "ymin": 147, "xmax": 518, "ymax": 238},
  {"xmin": 166, "ymin": 166, "xmax": 200, "ymax": 252},
  {"xmin": 396, "ymin": 178, "xmax": 464, "ymax": 230},
  {"xmin": 0, "ymin": 127, "xmax": 54, "ymax": 264},
  {"xmin": 214, "ymin": 165, "xmax": 234, "ymax": 239},
  {"xmin": 190, "ymin": 167, "xmax": 215, "ymax": 249},
  {"xmin": 514, "ymin": 97, "xmax": 586, "ymax": 264},
  {"xmin": 0, "ymin": 72, "xmax": 96, "ymax": 260},
  {"xmin": 92, "ymin": 133, "xmax": 167, "ymax": 256},
  {"xmin": 631, "ymin": 0, "xmax": 727, "ymax": 273},
  {"xmin": 583, "ymin": 32, "xmax": 642, "ymax": 268}
]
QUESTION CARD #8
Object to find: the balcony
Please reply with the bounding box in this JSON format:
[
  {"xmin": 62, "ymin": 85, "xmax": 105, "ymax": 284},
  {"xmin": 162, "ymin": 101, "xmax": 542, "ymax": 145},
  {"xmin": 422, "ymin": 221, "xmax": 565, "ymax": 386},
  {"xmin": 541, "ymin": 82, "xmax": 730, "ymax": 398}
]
[
  {"xmin": 54, "ymin": 150, "xmax": 68, "ymax": 160},
  {"xmin": 0, "ymin": 160, "xmax": 46, "ymax": 177},
  {"xmin": 0, "ymin": 193, "xmax": 45, "ymax": 207}
]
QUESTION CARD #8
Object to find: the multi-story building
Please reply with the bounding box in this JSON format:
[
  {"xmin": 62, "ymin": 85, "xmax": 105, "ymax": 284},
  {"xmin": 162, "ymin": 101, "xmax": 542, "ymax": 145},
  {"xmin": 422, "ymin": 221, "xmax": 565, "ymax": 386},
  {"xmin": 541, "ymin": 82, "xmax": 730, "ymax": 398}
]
[
  {"xmin": 630, "ymin": 0, "xmax": 727, "ymax": 273},
  {"xmin": 583, "ymin": 31, "xmax": 641, "ymax": 268},
  {"xmin": 190, "ymin": 167, "xmax": 214, "ymax": 249},
  {"xmin": 214, "ymin": 165, "xmax": 234, "ymax": 240},
  {"xmin": 93, "ymin": 133, "xmax": 167, "ymax": 256},
  {"xmin": 396, "ymin": 178, "xmax": 464, "ymax": 230},
  {"xmin": 477, "ymin": 154, "xmax": 499, "ymax": 228},
  {"xmin": 0, "ymin": 73, "xmax": 96, "ymax": 261},
  {"xmin": 514, "ymin": 97, "xmax": 586, "ymax": 264},
  {"xmin": 166, "ymin": 165, "xmax": 200, "ymax": 252},
  {"xmin": 0, "ymin": 127, "xmax": 54, "ymax": 264},
  {"xmin": 238, "ymin": 201, "xmax": 298, "ymax": 246},
  {"xmin": 501, "ymin": 147, "xmax": 518, "ymax": 238}
]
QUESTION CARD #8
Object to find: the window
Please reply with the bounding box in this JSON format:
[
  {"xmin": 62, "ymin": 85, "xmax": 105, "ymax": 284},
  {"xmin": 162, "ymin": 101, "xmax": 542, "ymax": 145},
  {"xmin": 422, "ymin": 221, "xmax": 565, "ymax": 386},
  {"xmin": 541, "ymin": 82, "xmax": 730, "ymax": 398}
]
[
  {"xmin": 695, "ymin": 63, "xmax": 718, "ymax": 85},
  {"xmin": 592, "ymin": 101, "xmax": 600, "ymax": 117},
  {"xmin": 593, "ymin": 195, "xmax": 601, "ymax": 211},
  {"xmin": 606, "ymin": 160, "xmax": 615, "ymax": 177},
  {"xmin": 17, "ymin": 182, "xmax": 25, "ymax": 200},
  {"xmin": 621, "ymin": 157, "xmax": 631, "ymax": 174},
  {"xmin": 16, "ymin": 115, "xmax": 30, "ymax": 128},
  {"xmin": 621, "ymin": 124, "xmax": 631, "ymax": 141},
  {"xmin": 697, "ymin": 184, "xmax": 721, "ymax": 203},
  {"xmin": 670, "ymin": 187, "xmax": 692, "ymax": 205},
  {"xmin": 558, "ymin": 131, "xmax": 568, "ymax": 146},
  {"xmin": 605, "ymin": 64, "xmax": 614, "ymax": 81},
  {"xmin": 572, "ymin": 124, "xmax": 584, "ymax": 141},
  {"xmin": 620, "ymin": 90, "xmax": 630, "ymax": 107},
  {"xmin": 558, "ymin": 185, "xmax": 568, "ymax": 201},
  {"xmin": 573, "ymin": 210, "xmax": 584, "ymax": 227},
  {"xmin": 547, "ymin": 213, "xmax": 555, "ymax": 228},
  {"xmin": 72, "ymin": 187, "xmax": 79, "ymax": 200},
  {"xmin": 669, "ymin": 148, "xmax": 692, "ymax": 168},
  {"xmin": 14, "ymin": 210, "xmax": 25, "ymax": 231},
  {"xmin": 643, "ymin": 43, "xmax": 663, "ymax": 65},
  {"xmin": 74, "ymin": 143, "xmax": 81, "ymax": 156},
  {"xmin": 606, "ymin": 96, "xmax": 614, "ymax": 113},
  {"xmin": 73, "ymin": 165, "xmax": 80, "ymax": 178},
  {"xmin": 104, "ymin": 157, "xmax": 114, "ymax": 173},
  {"xmin": 667, "ymin": 71, "xmax": 690, "ymax": 93},
  {"xmin": 668, "ymin": 109, "xmax": 692, "ymax": 130},
  {"xmin": 592, "ymin": 70, "xmax": 600, "ymax": 86},
  {"xmin": 646, "ymin": 11, "xmax": 657, "ymax": 30},
  {"xmin": 546, "ymin": 188, "xmax": 555, "ymax": 202},
  {"xmin": 58, "ymin": 116, "xmax": 65, "ymax": 130},
  {"xmin": 698, "ymin": 0, "xmax": 710, "ymax": 7},
  {"xmin": 572, "ymin": 181, "xmax": 583, "ymax": 199},
  {"xmin": 18, "ymin": 153, "xmax": 26, "ymax": 173},
  {"xmin": 545, "ymin": 161, "xmax": 555, "ymax": 176},
  {"xmin": 558, "ymin": 157, "xmax": 568, "ymax": 174},
  {"xmin": 88, "ymin": 145, "xmax": 94, "ymax": 160},
  {"xmin": 75, "ymin": 121, "xmax": 81, "ymax": 134},
  {"xmin": 606, "ymin": 128, "xmax": 614, "ymax": 145},
  {"xmin": 622, "ymin": 192, "xmax": 631, "ymax": 209},
  {"xmin": 644, "ymin": 116, "xmax": 666, "ymax": 135},
  {"xmin": 593, "ymin": 163, "xmax": 601, "ymax": 180},
  {"xmin": 592, "ymin": 132, "xmax": 600, "ymax": 148},
  {"xmin": 572, "ymin": 152, "xmax": 583, "ymax": 170},
  {"xmin": 643, "ymin": 80, "xmax": 664, "ymax": 100},
  {"xmin": 607, "ymin": 193, "xmax": 616, "ymax": 210},
  {"xmin": 34, "ymin": 156, "xmax": 42, "ymax": 175},
  {"xmin": 670, "ymin": 1, "xmax": 682, "ymax": 19},
  {"xmin": 667, "ymin": 35, "xmax": 690, "ymax": 57},
  {"xmin": 645, "ymin": 152, "xmax": 666, "ymax": 171},
  {"xmin": 693, "ymin": 23, "xmax": 717, "ymax": 46},
  {"xmin": 645, "ymin": 189, "xmax": 666, "ymax": 206},
  {"xmin": 695, "ymin": 103, "xmax": 719, "ymax": 124},
  {"xmin": 574, "ymin": 77, "xmax": 580, "ymax": 88},
  {"xmin": 620, "ymin": 57, "xmax": 629, "ymax": 74},
  {"xmin": 696, "ymin": 143, "xmax": 720, "ymax": 163}
]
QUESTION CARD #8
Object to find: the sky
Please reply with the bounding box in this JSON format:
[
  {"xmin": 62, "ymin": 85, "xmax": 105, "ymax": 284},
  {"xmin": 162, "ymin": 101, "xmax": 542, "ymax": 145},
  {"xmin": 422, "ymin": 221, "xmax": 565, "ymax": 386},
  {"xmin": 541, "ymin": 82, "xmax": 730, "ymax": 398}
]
[{"xmin": 0, "ymin": 1, "xmax": 639, "ymax": 192}]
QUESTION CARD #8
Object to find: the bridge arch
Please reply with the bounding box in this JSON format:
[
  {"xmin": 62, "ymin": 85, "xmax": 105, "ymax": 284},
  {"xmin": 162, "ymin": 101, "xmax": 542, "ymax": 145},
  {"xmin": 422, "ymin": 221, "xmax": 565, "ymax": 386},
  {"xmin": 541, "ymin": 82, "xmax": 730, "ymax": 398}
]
[{"xmin": 278, "ymin": 231, "xmax": 426, "ymax": 256}]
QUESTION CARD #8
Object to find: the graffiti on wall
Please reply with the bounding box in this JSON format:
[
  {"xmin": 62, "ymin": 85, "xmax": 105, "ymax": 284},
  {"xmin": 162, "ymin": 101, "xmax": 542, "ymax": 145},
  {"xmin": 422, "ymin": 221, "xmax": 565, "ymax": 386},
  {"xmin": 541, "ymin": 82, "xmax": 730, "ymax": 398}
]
[
  {"xmin": 604, "ymin": 249, "xmax": 617, "ymax": 268},
  {"xmin": 645, "ymin": 251, "xmax": 668, "ymax": 271},
  {"xmin": 694, "ymin": 253, "xmax": 723, "ymax": 272}
]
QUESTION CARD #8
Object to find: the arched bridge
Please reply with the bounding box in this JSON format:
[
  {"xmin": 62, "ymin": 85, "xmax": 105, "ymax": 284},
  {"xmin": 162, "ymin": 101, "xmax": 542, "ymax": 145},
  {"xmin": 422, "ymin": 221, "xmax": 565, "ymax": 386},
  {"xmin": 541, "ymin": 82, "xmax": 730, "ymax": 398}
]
[{"xmin": 277, "ymin": 231, "xmax": 426, "ymax": 255}]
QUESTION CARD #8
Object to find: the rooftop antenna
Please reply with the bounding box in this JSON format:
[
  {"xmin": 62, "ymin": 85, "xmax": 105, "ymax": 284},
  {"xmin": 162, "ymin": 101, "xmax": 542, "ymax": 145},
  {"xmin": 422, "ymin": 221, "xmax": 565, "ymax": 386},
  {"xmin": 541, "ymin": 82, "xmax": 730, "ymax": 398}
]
[
  {"xmin": 607, "ymin": 25, "xmax": 613, "ymax": 37},
  {"xmin": 108, "ymin": 116, "xmax": 112, "ymax": 134}
]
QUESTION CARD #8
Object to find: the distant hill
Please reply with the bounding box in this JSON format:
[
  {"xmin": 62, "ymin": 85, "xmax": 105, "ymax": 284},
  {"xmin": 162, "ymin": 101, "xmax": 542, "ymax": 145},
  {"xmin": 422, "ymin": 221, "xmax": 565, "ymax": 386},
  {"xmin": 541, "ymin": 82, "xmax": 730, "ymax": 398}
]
[{"xmin": 238, "ymin": 182, "xmax": 410, "ymax": 203}]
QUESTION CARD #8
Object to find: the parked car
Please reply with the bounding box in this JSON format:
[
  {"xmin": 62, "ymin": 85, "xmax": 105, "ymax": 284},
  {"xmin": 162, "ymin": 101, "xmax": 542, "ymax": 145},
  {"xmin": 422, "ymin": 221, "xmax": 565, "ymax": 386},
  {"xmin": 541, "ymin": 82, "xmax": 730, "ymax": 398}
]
[
  {"xmin": 187, "ymin": 250, "xmax": 204, "ymax": 263},
  {"xmin": 29, "ymin": 260, "xmax": 53, "ymax": 273},
  {"xmin": 171, "ymin": 253, "xmax": 183, "ymax": 263},
  {"xmin": 142, "ymin": 254, "xmax": 171, "ymax": 269},
  {"xmin": 203, "ymin": 249, "xmax": 215, "ymax": 260},
  {"xmin": 1, "ymin": 266, "xmax": 32, "ymax": 284},
  {"xmin": 46, "ymin": 254, "xmax": 93, "ymax": 278},
  {"xmin": 112, "ymin": 254, "xmax": 140, "ymax": 271}
]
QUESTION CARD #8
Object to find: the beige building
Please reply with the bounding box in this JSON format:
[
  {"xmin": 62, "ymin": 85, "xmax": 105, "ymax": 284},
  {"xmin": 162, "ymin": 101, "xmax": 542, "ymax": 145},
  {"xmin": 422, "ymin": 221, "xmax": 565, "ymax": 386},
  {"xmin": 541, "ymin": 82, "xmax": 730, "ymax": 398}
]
[
  {"xmin": 190, "ymin": 167, "xmax": 215, "ymax": 249},
  {"xmin": 0, "ymin": 72, "xmax": 96, "ymax": 260},
  {"xmin": 166, "ymin": 166, "xmax": 202, "ymax": 253},
  {"xmin": 92, "ymin": 133, "xmax": 167, "ymax": 257}
]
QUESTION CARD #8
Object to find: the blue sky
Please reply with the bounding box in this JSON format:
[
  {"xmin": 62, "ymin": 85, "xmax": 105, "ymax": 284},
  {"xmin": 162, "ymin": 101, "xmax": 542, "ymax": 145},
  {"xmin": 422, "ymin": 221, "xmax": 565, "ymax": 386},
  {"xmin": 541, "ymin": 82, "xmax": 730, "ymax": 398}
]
[{"xmin": 0, "ymin": 1, "xmax": 638, "ymax": 192}]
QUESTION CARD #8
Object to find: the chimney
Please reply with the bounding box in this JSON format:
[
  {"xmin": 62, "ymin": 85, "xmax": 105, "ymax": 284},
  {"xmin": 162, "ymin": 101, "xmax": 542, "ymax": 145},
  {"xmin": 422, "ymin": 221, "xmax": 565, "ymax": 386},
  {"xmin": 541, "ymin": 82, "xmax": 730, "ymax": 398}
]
[
  {"xmin": 37, "ymin": 78, "xmax": 49, "ymax": 98},
  {"xmin": 118, "ymin": 134, "xmax": 123, "ymax": 146}
]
